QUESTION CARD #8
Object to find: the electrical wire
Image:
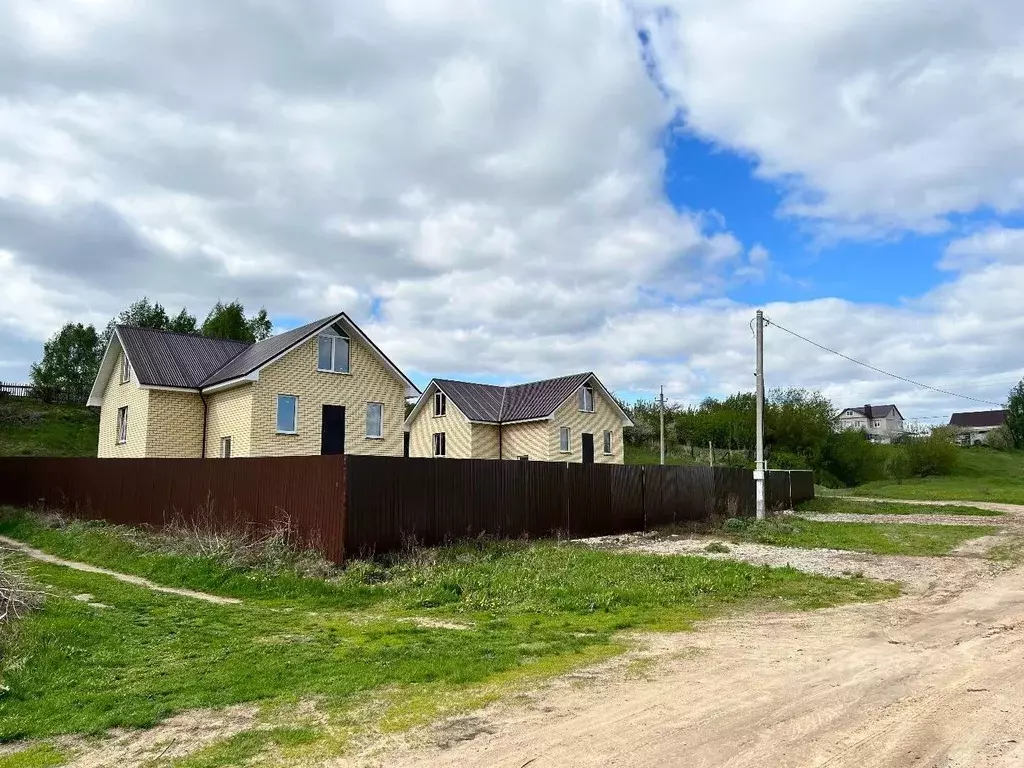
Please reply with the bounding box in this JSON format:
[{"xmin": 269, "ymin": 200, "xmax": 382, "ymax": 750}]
[{"xmin": 762, "ymin": 316, "xmax": 1005, "ymax": 407}]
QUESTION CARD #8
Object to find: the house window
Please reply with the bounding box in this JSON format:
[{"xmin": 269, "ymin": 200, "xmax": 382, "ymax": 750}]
[
  {"xmin": 579, "ymin": 384, "xmax": 594, "ymax": 412},
  {"xmin": 276, "ymin": 394, "xmax": 298, "ymax": 433},
  {"xmin": 220, "ymin": 436, "xmax": 232, "ymax": 458},
  {"xmin": 317, "ymin": 333, "xmax": 350, "ymax": 374},
  {"xmin": 120, "ymin": 355, "xmax": 131, "ymax": 384},
  {"xmin": 559, "ymin": 427, "xmax": 570, "ymax": 453},
  {"xmin": 433, "ymin": 432, "xmax": 446, "ymax": 457},
  {"xmin": 518, "ymin": 455, "xmax": 529, "ymax": 461},
  {"xmin": 603, "ymin": 430, "xmax": 612, "ymax": 454},
  {"xmin": 434, "ymin": 391, "xmax": 447, "ymax": 417},
  {"xmin": 873, "ymin": 421, "xmax": 881, "ymax": 428},
  {"xmin": 366, "ymin": 402, "xmax": 383, "ymax": 439},
  {"xmin": 116, "ymin": 406, "xmax": 128, "ymax": 444}
]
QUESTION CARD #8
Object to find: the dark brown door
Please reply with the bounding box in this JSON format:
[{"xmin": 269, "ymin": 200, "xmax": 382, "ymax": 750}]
[
  {"xmin": 321, "ymin": 405, "xmax": 346, "ymax": 455},
  {"xmin": 581, "ymin": 432, "xmax": 594, "ymax": 464}
]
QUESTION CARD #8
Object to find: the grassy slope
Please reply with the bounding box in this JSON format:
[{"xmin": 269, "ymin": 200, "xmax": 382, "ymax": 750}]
[
  {"xmin": 851, "ymin": 449, "xmax": 1024, "ymax": 505},
  {"xmin": 798, "ymin": 497, "xmax": 1003, "ymax": 517},
  {"xmin": 0, "ymin": 510, "xmax": 897, "ymax": 745},
  {"xmin": 722, "ymin": 517, "xmax": 997, "ymax": 556},
  {"xmin": 0, "ymin": 398, "xmax": 98, "ymax": 457}
]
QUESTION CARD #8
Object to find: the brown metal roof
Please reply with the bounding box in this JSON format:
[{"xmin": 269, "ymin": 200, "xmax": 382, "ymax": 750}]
[
  {"xmin": 949, "ymin": 410, "xmax": 1007, "ymax": 428},
  {"xmin": 434, "ymin": 372, "xmax": 593, "ymax": 423},
  {"xmin": 200, "ymin": 314, "xmax": 337, "ymax": 386},
  {"xmin": 117, "ymin": 326, "xmax": 250, "ymax": 389}
]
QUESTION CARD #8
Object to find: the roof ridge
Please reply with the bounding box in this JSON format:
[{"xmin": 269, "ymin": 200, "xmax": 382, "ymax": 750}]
[{"xmin": 117, "ymin": 324, "xmax": 253, "ymax": 345}]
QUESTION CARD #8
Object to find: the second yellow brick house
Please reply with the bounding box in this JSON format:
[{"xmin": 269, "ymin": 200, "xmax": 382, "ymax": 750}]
[
  {"xmin": 404, "ymin": 373, "xmax": 633, "ymax": 463},
  {"xmin": 87, "ymin": 312, "xmax": 420, "ymax": 458}
]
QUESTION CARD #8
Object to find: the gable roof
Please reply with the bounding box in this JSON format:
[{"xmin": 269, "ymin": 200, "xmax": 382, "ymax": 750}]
[
  {"xmin": 949, "ymin": 410, "xmax": 1007, "ymax": 428},
  {"xmin": 200, "ymin": 314, "xmax": 338, "ymax": 387},
  {"xmin": 87, "ymin": 312, "xmax": 420, "ymax": 405},
  {"xmin": 839, "ymin": 404, "xmax": 903, "ymax": 420},
  {"xmin": 406, "ymin": 372, "xmax": 633, "ymax": 428},
  {"xmin": 118, "ymin": 326, "xmax": 251, "ymax": 388}
]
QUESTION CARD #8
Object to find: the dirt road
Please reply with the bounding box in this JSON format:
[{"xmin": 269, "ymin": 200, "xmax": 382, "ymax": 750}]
[{"xmin": 368, "ymin": 503, "xmax": 1024, "ymax": 768}]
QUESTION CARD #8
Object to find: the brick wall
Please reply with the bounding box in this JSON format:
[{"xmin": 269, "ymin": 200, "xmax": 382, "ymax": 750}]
[
  {"xmin": 250, "ymin": 332, "xmax": 407, "ymax": 457},
  {"xmin": 205, "ymin": 385, "xmax": 254, "ymax": 457},
  {"xmin": 407, "ymin": 385, "xmax": 473, "ymax": 458},
  {"xmin": 97, "ymin": 350, "xmax": 150, "ymax": 458},
  {"xmin": 146, "ymin": 389, "xmax": 206, "ymax": 457},
  {"xmin": 547, "ymin": 382, "xmax": 624, "ymax": 464}
]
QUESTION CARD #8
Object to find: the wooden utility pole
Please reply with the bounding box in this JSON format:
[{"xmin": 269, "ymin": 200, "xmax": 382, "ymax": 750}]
[
  {"xmin": 659, "ymin": 385, "xmax": 666, "ymax": 466},
  {"xmin": 755, "ymin": 309, "xmax": 766, "ymax": 520}
]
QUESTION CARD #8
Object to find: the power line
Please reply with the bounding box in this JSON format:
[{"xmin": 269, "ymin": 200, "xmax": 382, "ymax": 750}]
[{"xmin": 763, "ymin": 316, "xmax": 1004, "ymax": 407}]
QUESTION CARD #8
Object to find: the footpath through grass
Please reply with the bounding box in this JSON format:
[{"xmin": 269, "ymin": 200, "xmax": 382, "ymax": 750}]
[
  {"xmin": 0, "ymin": 507, "xmax": 897, "ymax": 755},
  {"xmin": 799, "ymin": 497, "xmax": 1003, "ymax": 517},
  {"xmin": 720, "ymin": 516, "xmax": 997, "ymax": 556},
  {"xmin": 850, "ymin": 449, "xmax": 1024, "ymax": 506}
]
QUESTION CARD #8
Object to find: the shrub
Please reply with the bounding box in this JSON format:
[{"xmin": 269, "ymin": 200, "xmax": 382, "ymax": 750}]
[
  {"xmin": 987, "ymin": 425, "xmax": 1015, "ymax": 452},
  {"xmin": 884, "ymin": 446, "xmax": 912, "ymax": 483},
  {"xmin": 902, "ymin": 430, "xmax": 959, "ymax": 477}
]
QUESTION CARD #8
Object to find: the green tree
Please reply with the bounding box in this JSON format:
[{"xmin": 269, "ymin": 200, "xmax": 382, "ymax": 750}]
[
  {"xmin": 103, "ymin": 296, "xmax": 171, "ymax": 343},
  {"xmin": 29, "ymin": 323, "xmax": 103, "ymax": 400},
  {"xmin": 1006, "ymin": 379, "xmax": 1024, "ymax": 449},
  {"xmin": 167, "ymin": 307, "xmax": 199, "ymax": 335},
  {"xmin": 201, "ymin": 300, "xmax": 273, "ymax": 343}
]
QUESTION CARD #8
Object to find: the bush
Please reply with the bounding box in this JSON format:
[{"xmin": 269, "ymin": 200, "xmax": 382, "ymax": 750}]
[
  {"xmin": 987, "ymin": 425, "xmax": 1015, "ymax": 452},
  {"xmin": 820, "ymin": 430, "xmax": 886, "ymax": 487},
  {"xmin": 884, "ymin": 446, "xmax": 912, "ymax": 483},
  {"xmin": 902, "ymin": 430, "xmax": 959, "ymax": 477}
]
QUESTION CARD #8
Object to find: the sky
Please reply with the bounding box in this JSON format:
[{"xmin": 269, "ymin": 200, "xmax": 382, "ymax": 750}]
[{"xmin": 1, "ymin": 0, "xmax": 1023, "ymax": 426}]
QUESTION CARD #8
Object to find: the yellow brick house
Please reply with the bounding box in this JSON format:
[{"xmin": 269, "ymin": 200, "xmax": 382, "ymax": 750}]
[
  {"xmin": 404, "ymin": 373, "xmax": 632, "ymax": 463},
  {"xmin": 87, "ymin": 313, "xmax": 419, "ymax": 458}
]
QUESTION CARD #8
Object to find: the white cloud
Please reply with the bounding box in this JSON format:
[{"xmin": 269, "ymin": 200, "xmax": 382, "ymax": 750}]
[
  {"xmin": 941, "ymin": 226, "xmax": 1024, "ymax": 270},
  {"xmin": 0, "ymin": 0, "xmax": 1022, "ymax": 422},
  {"xmin": 636, "ymin": 0, "xmax": 1024, "ymax": 238}
]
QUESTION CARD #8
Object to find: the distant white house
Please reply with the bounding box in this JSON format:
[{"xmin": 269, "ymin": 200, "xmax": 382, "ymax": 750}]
[
  {"xmin": 837, "ymin": 404, "xmax": 904, "ymax": 443},
  {"xmin": 949, "ymin": 410, "xmax": 1008, "ymax": 445}
]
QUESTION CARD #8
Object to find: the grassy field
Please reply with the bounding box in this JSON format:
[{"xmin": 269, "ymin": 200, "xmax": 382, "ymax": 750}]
[
  {"xmin": 720, "ymin": 517, "xmax": 997, "ymax": 556},
  {"xmin": 850, "ymin": 449, "xmax": 1024, "ymax": 505},
  {"xmin": 798, "ymin": 497, "xmax": 1003, "ymax": 517},
  {"xmin": 0, "ymin": 508, "xmax": 898, "ymax": 764},
  {"xmin": 0, "ymin": 397, "xmax": 97, "ymax": 457}
]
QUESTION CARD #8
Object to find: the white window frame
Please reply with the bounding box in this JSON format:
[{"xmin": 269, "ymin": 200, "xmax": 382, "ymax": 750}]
[
  {"xmin": 120, "ymin": 355, "xmax": 131, "ymax": 384},
  {"xmin": 116, "ymin": 406, "xmax": 128, "ymax": 444},
  {"xmin": 316, "ymin": 332, "xmax": 350, "ymax": 374},
  {"xmin": 434, "ymin": 391, "xmax": 447, "ymax": 417},
  {"xmin": 579, "ymin": 384, "xmax": 595, "ymax": 413},
  {"xmin": 603, "ymin": 430, "xmax": 612, "ymax": 455},
  {"xmin": 559, "ymin": 426, "xmax": 571, "ymax": 453},
  {"xmin": 366, "ymin": 402, "xmax": 384, "ymax": 439},
  {"xmin": 433, "ymin": 432, "xmax": 446, "ymax": 457},
  {"xmin": 276, "ymin": 394, "xmax": 299, "ymax": 434},
  {"xmin": 220, "ymin": 436, "xmax": 232, "ymax": 458}
]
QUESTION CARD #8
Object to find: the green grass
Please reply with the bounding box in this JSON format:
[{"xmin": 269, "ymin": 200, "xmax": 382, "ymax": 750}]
[
  {"xmin": 0, "ymin": 509, "xmax": 897, "ymax": 745},
  {"xmin": 0, "ymin": 745, "xmax": 67, "ymax": 768},
  {"xmin": 798, "ymin": 497, "xmax": 1003, "ymax": 517},
  {"xmin": 851, "ymin": 449, "xmax": 1024, "ymax": 505},
  {"xmin": 720, "ymin": 517, "xmax": 998, "ymax": 556},
  {"xmin": 168, "ymin": 727, "xmax": 319, "ymax": 768},
  {"xmin": 0, "ymin": 398, "xmax": 98, "ymax": 458}
]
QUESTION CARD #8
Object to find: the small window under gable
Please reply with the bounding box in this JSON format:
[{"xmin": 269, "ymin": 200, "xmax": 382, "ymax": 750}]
[
  {"xmin": 579, "ymin": 383, "xmax": 594, "ymax": 412},
  {"xmin": 120, "ymin": 354, "xmax": 131, "ymax": 384},
  {"xmin": 434, "ymin": 391, "xmax": 447, "ymax": 417},
  {"xmin": 317, "ymin": 329, "xmax": 350, "ymax": 374}
]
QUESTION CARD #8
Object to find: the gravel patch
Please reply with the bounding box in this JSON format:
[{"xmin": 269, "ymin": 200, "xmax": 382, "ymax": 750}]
[
  {"xmin": 579, "ymin": 532, "xmax": 1006, "ymax": 595},
  {"xmin": 795, "ymin": 512, "xmax": 1006, "ymax": 526}
]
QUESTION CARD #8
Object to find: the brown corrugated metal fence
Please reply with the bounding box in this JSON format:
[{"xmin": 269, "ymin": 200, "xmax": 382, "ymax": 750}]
[
  {"xmin": 0, "ymin": 456, "xmax": 346, "ymax": 563},
  {"xmin": 0, "ymin": 456, "xmax": 813, "ymax": 560}
]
